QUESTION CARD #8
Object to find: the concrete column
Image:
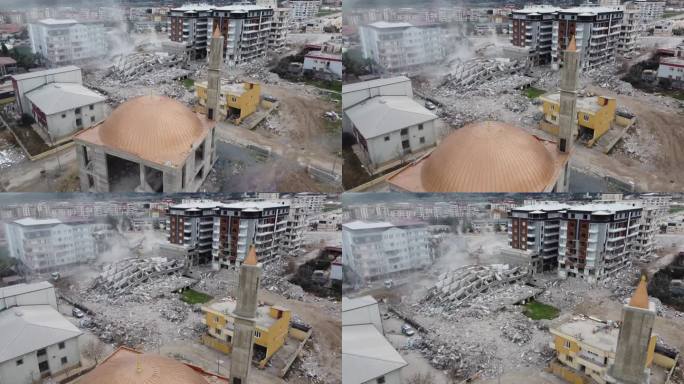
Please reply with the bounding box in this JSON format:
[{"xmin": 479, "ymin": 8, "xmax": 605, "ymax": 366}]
[
  {"xmin": 207, "ymin": 27, "xmax": 224, "ymax": 121},
  {"xmin": 609, "ymin": 303, "xmax": 655, "ymax": 384},
  {"xmin": 230, "ymin": 247, "xmax": 261, "ymax": 384},
  {"xmin": 558, "ymin": 36, "xmax": 580, "ymax": 155}
]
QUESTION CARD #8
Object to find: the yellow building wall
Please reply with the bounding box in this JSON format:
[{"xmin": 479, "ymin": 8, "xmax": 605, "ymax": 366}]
[
  {"xmin": 541, "ymin": 96, "xmax": 616, "ymax": 144},
  {"xmin": 195, "ymin": 82, "xmax": 261, "ymax": 124},
  {"xmin": 646, "ymin": 335, "xmax": 657, "ymax": 367},
  {"xmin": 550, "ymin": 360, "xmax": 588, "ymax": 384}
]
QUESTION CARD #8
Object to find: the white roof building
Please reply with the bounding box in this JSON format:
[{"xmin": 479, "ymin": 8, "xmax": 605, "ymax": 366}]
[
  {"xmin": 25, "ymin": 83, "xmax": 105, "ymax": 116},
  {"xmin": 342, "ymin": 324, "xmax": 407, "ymax": 384},
  {"xmin": 345, "ymin": 96, "xmax": 437, "ymax": 140}
]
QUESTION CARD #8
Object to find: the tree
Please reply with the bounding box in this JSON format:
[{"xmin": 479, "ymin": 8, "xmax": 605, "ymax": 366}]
[
  {"xmin": 82, "ymin": 339, "xmax": 107, "ymax": 365},
  {"xmin": 1, "ymin": 43, "xmax": 8, "ymax": 56},
  {"xmin": 406, "ymin": 373, "xmax": 435, "ymax": 384}
]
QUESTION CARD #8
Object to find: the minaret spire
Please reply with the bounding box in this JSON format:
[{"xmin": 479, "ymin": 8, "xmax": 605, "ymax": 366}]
[
  {"xmin": 207, "ymin": 24, "xmax": 224, "ymax": 121},
  {"xmin": 558, "ymin": 34, "xmax": 579, "ymax": 154}
]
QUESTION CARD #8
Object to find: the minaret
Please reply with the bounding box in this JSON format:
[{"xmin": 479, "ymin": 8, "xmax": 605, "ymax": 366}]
[
  {"xmin": 229, "ymin": 245, "xmax": 261, "ymax": 384},
  {"xmin": 609, "ymin": 275, "xmax": 656, "ymax": 384},
  {"xmin": 207, "ymin": 25, "xmax": 224, "ymax": 121},
  {"xmin": 558, "ymin": 35, "xmax": 579, "ymax": 154}
]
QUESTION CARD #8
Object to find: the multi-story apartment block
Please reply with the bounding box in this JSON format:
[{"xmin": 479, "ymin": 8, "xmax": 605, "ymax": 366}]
[
  {"xmin": 551, "ymin": 7, "xmax": 624, "ymax": 71},
  {"xmin": 166, "ymin": 201, "xmax": 290, "ymax": 269},
  {"xmin": 359, "ymin": 22, "xmax": 447, "ymax": 74},
  {"xmin": 634, "ymin": 205, "xmax": 658, "ymax": 258},
  {"xmin": 618, "ymin": 8, "xmax": 640, "ymax": 56},
  {"xmin": 5, "ymin": 218, "xmax": 111, "ymax": 273},
  {"xmin": 168, "ymin": 5, "xmax": 284, "ymax": 64},
  {"xmin": 282, "ymin": 203, "xmax": 307, "ymax": 256},
  {"xmin": 632, "ymin": 0, "xmax": 665, "ymax": 28},
  {"xmin": 558, "ymin": 204, "xmax": 642, "ymax": 283},
  {"xmin": 290, "ymin": 0, "xmax": 322, "ymax": 21},
  {"xmin": 342, "ymin": 220, "xmax": 430, "ymax": 282},
  {"xmin": 292, "ymin": 193, "xmax": 325, "ymax": 216},
  {"xmin": 28, "ymin": 19, "xmax": 107, "ymax": 66},
  {"xmin": 507, "ymin": 203, "xmax": 570, "ymax": 273},
  {"xmin": 508, "ymin": 6, "xmax": 558, "ymax": 66}
]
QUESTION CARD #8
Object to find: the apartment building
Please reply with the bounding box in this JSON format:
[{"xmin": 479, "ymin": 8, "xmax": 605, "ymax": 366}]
[
  {"xmin": 551, "ymin": 7, "xmax": 624, "ymax": 71},
  {"xmin": 618, "ymin": 8, "xmax": 640, "ymax": 56},
  {"xmin": 168, "ymin": 5, "xmax": 283, "ymax": 64},
  {"xmin": 508, "ymin": 6, "xmax": 558, "ymax": 66},
  {"xmin": 558, "ymin": 204, "xmax": 642, "ymax": 283},
  {"xmin": 342, "ymin": 220, "xmax": 430, "ymax": 282},
  {"xmin": 6, "ymin": 218, "xmax": 111, "ymax": 273},
  {"xmin": 359, "ymin": 21, "xmax": 447, "ymax": 74},
  {"xmin": 166, "ymin": 201, "xmax": 290, "ymax": 269},
  {"xmin": 632, "ymin": 0, "xmax": 665, "ymax": 27},
  {"xmin": 292, "ymin": 193, "xmax": 325, "ymax": 216},
  {"xmin": 507, "ymin": 203, "xmax": 571, "ymax": 273},
  {"xmin": 282, "ymin": 203, "xmax": 307, "ymax": 256},
  {"xmin": 28, "ymin": 19, "xmax": 106, "ymax": 66},
  {"xmin": 290, "ymin": 0, "xmax": 322, "ymax": 21}
]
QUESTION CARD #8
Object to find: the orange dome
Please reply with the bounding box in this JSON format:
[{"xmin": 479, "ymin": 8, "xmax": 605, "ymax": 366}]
[
  {"xmin": 78, "ymin": 352, "xmax": 209, "ymax": 384},
  {"xmin": 419, "ymin": 121, "xmax": 556, "ymax": 192}
]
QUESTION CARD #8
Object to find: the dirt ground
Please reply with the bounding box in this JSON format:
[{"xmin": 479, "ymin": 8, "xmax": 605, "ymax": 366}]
[{"xmin": 570, "ymin": 85, "xmax": 684, "ymax": 191}]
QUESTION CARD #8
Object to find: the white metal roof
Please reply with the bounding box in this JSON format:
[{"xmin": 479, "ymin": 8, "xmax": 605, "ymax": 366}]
[
  {"xmin": 11, "ymin": 66, "xmax": 81, "ymax": 81},
  {"xmin": 366, "ymin": 21, "xmax": 413, "ymax": 29},
  {"xmin": 0, "ymin": 282, "xmax": 53, "ymax": 299},
  {"xmin": 342, "ymin": 324, "xmax": 407, "ymax": 384},
  {"xmin": 342, "ymin": 76, "xmax": 411, "ymax": 94},
  {"xmin": 342, "ymin": 295, "xmax": 377, "ymax": 312},
  {"xmin": 342, "ymin": 220, "xmax": 394, "ymax": 230},
  {"xmin": 0, "ymin": 305, "xmax": 82, "ymax": 363},
  {"xmin": 568, "ymin": 203, "xmax": 642, "ymax": 212},
  {"xmin": 26, "ymin": 83, "xmax": 105, "ymax": 115},
  {"xmin": 345, "ymin": 96, "xmax": 437, "ymax": 139},
  {"xmin": 514, "ymin": 203, "xmax": 571, "ymax": 212},
  {"xmin": 12, "ymin": 218, "xmax": 62, "ymax": 226},
  {"xmin": 37, "ymin": 18, "xmax": 78, "ymax": 26}
]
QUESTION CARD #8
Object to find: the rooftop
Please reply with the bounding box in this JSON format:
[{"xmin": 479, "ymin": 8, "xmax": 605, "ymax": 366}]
[
  {"xmin": 73, "ymin": 95, "xmax": 213, "ymax": 168},
  {"xmin": 37, "ymin": 18, "xmax": 78, "ymax": 25},
  {"xmin": 366, "ymin": 21, "xmax": 414, "ymax": 29},
  {"xmin": 26, "ymin": 83, "xmax": 105, "ymax": 115},
  {"xmin": 305, "ymin": 51, "xmax": 342, "ymax": 61},
  {"xmin": 342, "ymin": 76, "xmax": 411, "ymax": 94},
  {"xmin": 0, "ymin": 57, "xmax": 17, "ymax": 66},
  {"xmin": 551, "ymin": 317, "xmax": 619, "ymax": 352},
  {"xmin": 342, "ymin": 295, "xmax": 378, "ymax": 312},
  {"xmin": 559, "ymin": 6, "xmax": 624, "ymax": 14},
  {"xmin": 0, "ymin": 305, "xmax": 82, "ymax": 364},
  {"xmin": 514, "ymin": 203, "xmax": 572, "ymax": 212},
  {"xmin": 567, "ymin": 203, "xmax": 642, "ymax": 213},
  {"xmin": 204, "ymin": 300, "xmax": 283, "ymax": 329},
  {"xmin": 345, "ymin": 96, "xmax": 437, "ymax": 139},
  {"xmin": 342, "ymin": 220, "xmax": 395, "ymax": 231},
  {"xmin": 12, "ymin": 218, "xmax": 62, "ymax": 226},
  {"xmin": 342, "ymin": 324, "xmax": 407, "ymax": 384},
  {"xmin": 11, "ymin": 66, "xmax": 80, "ymax": 81},
  {"xmin": 541, "ymin": 92, "xmax": 614, "ymax": 114},
  {"xmin": 0, "ymin": 281, "xmax": 53, "ymax": 299}
]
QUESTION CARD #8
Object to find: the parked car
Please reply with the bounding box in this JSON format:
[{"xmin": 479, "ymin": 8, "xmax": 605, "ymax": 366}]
[
  {"xmin": 72, "ymin": 307, "xmax": 85, "ymax": 318},
  {"xmin": 384, "ymin": 279, "xmax": 394, "ymax": 289},
  {"xmin": 424, "ymin": 101, "xmax": 437, "ymax": 110},
  {"xmin": 401, "ymin": 324, "xmax": 415, "ymax": 336},
  {"xmin": 263, "ymin": 94, "xmax": 278, "ymax": 103}
]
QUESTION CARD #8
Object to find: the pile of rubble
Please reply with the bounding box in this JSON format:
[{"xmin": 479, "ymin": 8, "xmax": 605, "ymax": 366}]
[
  {"xmin": 439, "ymin": 58, "xmax": 528, "ymax": 96},
  {"xmin": 108, "ymin": 52, "xmax": 189, "ymax": 83},
  {"xmin": 422, "ymin": 264, "xmax": 530, "ymax": 313},
  {"xmin": 406, "ymin": 335, "xmax": 497, "ymax": 379},
  {"xmin": 89, "ymin": 257, "xmax": 188, "ymax": 297}
]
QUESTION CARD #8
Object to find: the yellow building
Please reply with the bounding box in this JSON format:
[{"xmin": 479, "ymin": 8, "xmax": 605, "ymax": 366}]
[
  {"xmin": 549, "ymin": 317, "xmax": 657, "ymax": 384},
  {"xmin": 540, "ymin": 92, "xmax": 617, "ymax": 146},
  {"xmin": 201, "ymin": 299, "xmax": 291, "ymax": 368},
  {"xmin": 196, "ymin": 81, "xmax": 261, "ymax": 125}
]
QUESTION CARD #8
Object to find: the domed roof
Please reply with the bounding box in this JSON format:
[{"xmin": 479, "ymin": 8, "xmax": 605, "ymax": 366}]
[
  {"xmin": 419, "ymin": 121, "xmax": 556, "ymax": 192},
  {"xmin": 75, "ymin": 95, "xmax": 210, "ymax": 167},
  {"xmin": 79, "ymin": 352, "xmax": 209, "ymax": 384}
]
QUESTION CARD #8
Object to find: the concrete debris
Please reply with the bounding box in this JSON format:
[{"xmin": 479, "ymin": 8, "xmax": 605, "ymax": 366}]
[
  {"xmin": 423, "ymin": 264, "xmax": 530, "ymax": 312},
  {"xmin": 108, "ymin": 52, "xmax": 189, "ymax": 84},
  {"xmin": 89, "ymin": 257, "xmax": 187, "ymax": 296},
  {"xmin": 440, "ymin": 58, "xmax": 529, "ymax": 97}
]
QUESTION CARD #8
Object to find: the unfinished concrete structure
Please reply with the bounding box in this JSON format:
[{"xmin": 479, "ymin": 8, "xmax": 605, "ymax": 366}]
[
  {"xmin": 74, "ymin": 95, "xmax": 216, "ymax": 193},
  {"xmin": 609, "ymin": 276, "xmax": 656, "ymax": 384},
  {"xmin": 558, "ymin": 203, "xmax": 642, "ymax": 283},
  {"xmin": 207, "ymin": 26, "xmax": 223, "ymax": 122},
  {"xmin": 230, "ymin": 245, "xmax": 261, "ymax": 384}
]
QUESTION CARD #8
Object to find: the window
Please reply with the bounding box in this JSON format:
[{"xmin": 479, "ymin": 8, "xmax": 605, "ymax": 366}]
[
  {"xmin": 61, "ymin": 356, "xmax": 68, "ymax": 365},
  {"xmin": 91, "ymin": 116, "xmax": 95, "ymax": 123},
  {"xmin": 58, "ymin": 342, "xmax": 65, "ymax": 350},
  {"xmin": 420, "ymin": 137, "xmax": 425, "ymax": 144},
  {"xmin": 584, "ymin": 114, "xmax": 590, "ymax": 121},
  {"xmin": 254, "ymin": 330, "xmax": 261, "ymax": 338},
  {"xmin": 563, "ymin": 340, "xmax": 571, "ymax": 348},
  {"xmin": 216, "ymin": 328, "xmax": 222, "ymax": 335},
  {"xmin": 418, "ymin": 124, "xmax": 423, "ymax": 130},
  {"xmin": 75, "ymin": 108, "xmax": 81, "ymax": 114},
  {"xmin": 384, "ymin": 136, "xmax": 390, "ymax": 141},
  {"xmin": 16, "ymin": 359, "xmax": 23, "ymax": 366},
  {"xmin": 76, "ymin": 118, "xmax": 82, "ymax": 126},
  {"xmin": 377, "ymin": 377, "xmax": 386, "ymax": 384},
  {"xmin": 89, "ymin": 105, "xmax": 94, "ymax": 110},
  {"xmin": 61, "ymin": 114, "xmax": 66, "ymax": 118}
]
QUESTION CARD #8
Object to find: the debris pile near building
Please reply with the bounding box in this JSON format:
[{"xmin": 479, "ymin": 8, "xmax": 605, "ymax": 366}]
[
  {"xmin": 440, "ymin": 58, "xmax": 528, "ymax": 95},
  {"xmin": 108, "ymin": 52, "xmax": 189, "ymax": 83},
  {"xmin": 89, "ymin": 257, "xmax": 187, "ymax": 297},
  {"xmin": 422, "ymin": 264, "xmax": 530, "ymax": 313}
]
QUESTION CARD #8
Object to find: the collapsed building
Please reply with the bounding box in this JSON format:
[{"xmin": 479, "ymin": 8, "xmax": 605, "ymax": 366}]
[
  {"xmin": 163, "ymin": 201, "xmax": 291, "ymax": 269},
  {"xmin": 73, "ymin": 95, "xmax": 216, "ymax": 193}
]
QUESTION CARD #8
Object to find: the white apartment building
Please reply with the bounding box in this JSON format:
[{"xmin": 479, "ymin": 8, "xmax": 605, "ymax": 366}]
[
  {"xmin": 6, "ymin": 218, "xmax": 111, "ymax": 273},
  {"xmin": 0, "ymin": 282, "xmax": 82, "ymax": 384},
  {"xmin": 303, "ymin": 51, "xmax": 342, "ymax": 79},
  {"xmin": 342, "ymin": 220, "xmax": 430, "ymax": 282},
  {"xmin": 292, "ymin": 193, "xmax": 325, "ymax": 216},
  {"xmin": 632, "ymin": 0, "xmax": 665, "ymax": 27},
  {"xmin": 11, "ymin": 66, "xmax": 82, "ymax": 116},
  {"xmin": 270, "ymin": 8, "xmax": 291, "ymax": 50},
  {"xmin": 360, "ymin": 21, "xmax": 447, "ymax": 74},
  {"xmin": 657, "ymin": 46, "xmax": 684, "ymax": 88},
  {"xmin": 28, "ymin": 19, "xmax": 106, "ymax": 66},
  {"xmin": 290, "ymin": 0, "xmax": 322, "ymax": 21},
  {"xmin": 282, "ymin": 203, "xmax": 307, "ymax": 256},
  {"xmin": 558, "ymin": 204, "xmax": 642, "ymax": 284},
  {"xmin": 618, "ymin": 9, "xmax": 641, "ymax": 56},
  {"xmin": 551, "ymin": 7, "xmax": 624, "ymax": 71}
]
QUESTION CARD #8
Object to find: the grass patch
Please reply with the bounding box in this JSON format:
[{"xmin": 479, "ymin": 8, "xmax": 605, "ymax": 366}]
[
  {"xmin": 523, "ymin": 300, "xmax": 559, "ymax": 320},
  {"xmin": 180, "ymin": 289, "xmax": 213, "ymax": 304},
  {"xmin": 317, "ymin": 9, "xmax": 339, "ymax": 17},
  {"xmin": 524, "ymin": 87, "xmax": 546, "ymax": 99},
  {"xmin": 663, "ymin": 11, "xmax": 684, "ymax": 18},
  {"xmin": 181, "ymin": 78, "xmax": 195, "ymax": 89},
  {"xmin": 324, "ymin": 119, "xmax": 341, "ymax": 133},
  {"xmin": 303, "ymin": 78, "xmax": 342, "ymax": 92},
  {"xmin": 670, "ymin": 206, "xmax": 684, "ymax": 214}
]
